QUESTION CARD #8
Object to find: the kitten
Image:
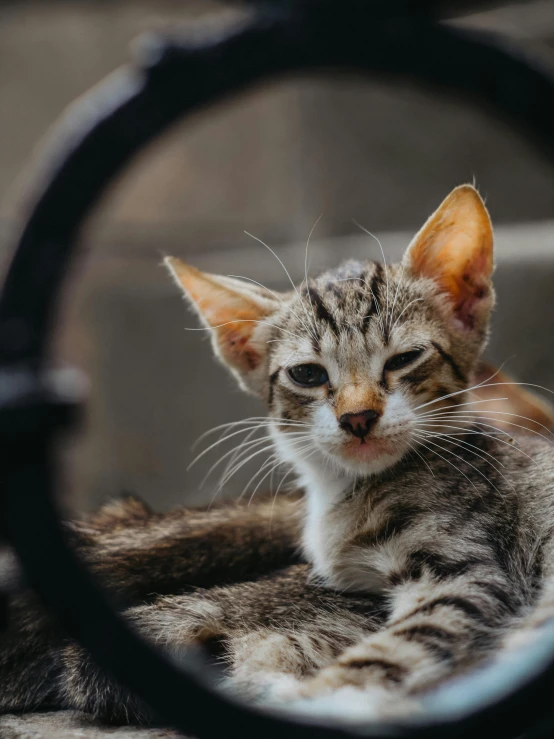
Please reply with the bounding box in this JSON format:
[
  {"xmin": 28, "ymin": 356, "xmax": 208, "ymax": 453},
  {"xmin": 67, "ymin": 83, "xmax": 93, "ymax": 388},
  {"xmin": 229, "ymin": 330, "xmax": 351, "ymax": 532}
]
[
  {"xmin": 162, "ymin": 184, "xmax": 554, "ymax": 718},
  {"xmin": 1, "ymin": 185, "xmax": 553, "ymax": 725}
]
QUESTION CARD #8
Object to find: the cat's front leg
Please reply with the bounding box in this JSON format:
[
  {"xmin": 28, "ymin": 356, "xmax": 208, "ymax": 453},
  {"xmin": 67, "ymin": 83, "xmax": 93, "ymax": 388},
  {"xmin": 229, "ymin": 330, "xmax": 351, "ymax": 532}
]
[{"xmin": 277, "ymin": 564, "xmax": 518, "ymax": 721}]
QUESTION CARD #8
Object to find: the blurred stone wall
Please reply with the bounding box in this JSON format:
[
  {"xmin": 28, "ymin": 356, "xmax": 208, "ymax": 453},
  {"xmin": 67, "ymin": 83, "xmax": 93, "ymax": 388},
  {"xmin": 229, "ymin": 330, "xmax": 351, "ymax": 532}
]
[{"xmin": 1, "ymin": 0, "xmax": 553, "ymax": 511}]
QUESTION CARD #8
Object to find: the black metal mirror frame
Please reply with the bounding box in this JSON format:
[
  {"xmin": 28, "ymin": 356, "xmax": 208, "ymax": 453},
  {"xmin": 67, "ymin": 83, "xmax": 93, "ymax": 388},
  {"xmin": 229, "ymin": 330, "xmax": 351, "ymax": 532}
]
[{"xmin": 1, "ymin": 3, "xmax": 554, "ymax": 738}]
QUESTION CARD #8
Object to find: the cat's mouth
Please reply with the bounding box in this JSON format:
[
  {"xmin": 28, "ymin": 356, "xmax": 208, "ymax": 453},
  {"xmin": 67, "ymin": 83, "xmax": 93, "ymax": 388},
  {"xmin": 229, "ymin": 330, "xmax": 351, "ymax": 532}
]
[
  {"xmin": 343, "ymin": 437, "xmax": 397, "ymax": 457},
  {"xmin": 339, "ymin": 435, "xmax": 408, "ymax": 468}
]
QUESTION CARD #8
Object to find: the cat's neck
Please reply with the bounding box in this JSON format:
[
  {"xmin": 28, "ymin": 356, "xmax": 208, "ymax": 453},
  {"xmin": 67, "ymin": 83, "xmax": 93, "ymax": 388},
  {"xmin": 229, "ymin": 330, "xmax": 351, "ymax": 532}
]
[
  {"xmin": 294, "ymin": 452, "xmax": 419, "ymax": 591},
  {"xmin": 271, "ymin": 429, "xmax": 357, "ymax": 543},
  {"xmin": 296, "ymin": 458, "xmax": 353, "ymax": 585}
]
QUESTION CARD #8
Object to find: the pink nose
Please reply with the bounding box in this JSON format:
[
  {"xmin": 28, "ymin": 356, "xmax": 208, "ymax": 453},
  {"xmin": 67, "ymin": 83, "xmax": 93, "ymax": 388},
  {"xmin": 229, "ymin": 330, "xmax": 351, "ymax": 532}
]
[{"xmin": 339, "ymin": 410, "xmax": 380, "ymax": 439}]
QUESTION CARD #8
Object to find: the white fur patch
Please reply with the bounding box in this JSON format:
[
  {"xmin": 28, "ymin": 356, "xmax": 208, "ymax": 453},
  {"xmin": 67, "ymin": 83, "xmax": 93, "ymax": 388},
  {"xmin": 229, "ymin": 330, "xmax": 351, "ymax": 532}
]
[{"xmin": 270, "ymin": 684, "xmax": 421, "ymax": 723}]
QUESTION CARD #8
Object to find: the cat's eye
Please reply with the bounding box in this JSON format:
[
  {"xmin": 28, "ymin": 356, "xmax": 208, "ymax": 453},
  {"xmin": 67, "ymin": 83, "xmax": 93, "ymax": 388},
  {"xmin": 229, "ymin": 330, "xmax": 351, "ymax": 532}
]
[
  {"xmin": 288, "ymin": 364, "xmax": 329, "ymax": 388},
  {"xmin": 384, "ymin": 349, "xmax": 424, "ymax": 372}
]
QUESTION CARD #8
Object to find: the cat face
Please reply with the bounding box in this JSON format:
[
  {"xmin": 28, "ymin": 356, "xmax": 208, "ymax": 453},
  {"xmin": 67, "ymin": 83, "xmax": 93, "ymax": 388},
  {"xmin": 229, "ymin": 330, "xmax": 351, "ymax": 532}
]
[{"xmin": 167, "ymin": 185, "xmax": 494, "ymax": 477}]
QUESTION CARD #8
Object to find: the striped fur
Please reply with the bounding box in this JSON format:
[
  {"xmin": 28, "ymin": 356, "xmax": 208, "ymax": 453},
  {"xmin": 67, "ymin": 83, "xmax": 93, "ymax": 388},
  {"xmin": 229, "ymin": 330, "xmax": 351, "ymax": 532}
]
[
  {"xmin": 0, "ymin": 498, "xmax": 385, "ymax": 723},
  {"xmin": 3, "ymin": 185, "xmax": 554, "ymax": 724},
  {"xmin": 161, "ymin": 185, "xmax": 554, "ymax": 720}
]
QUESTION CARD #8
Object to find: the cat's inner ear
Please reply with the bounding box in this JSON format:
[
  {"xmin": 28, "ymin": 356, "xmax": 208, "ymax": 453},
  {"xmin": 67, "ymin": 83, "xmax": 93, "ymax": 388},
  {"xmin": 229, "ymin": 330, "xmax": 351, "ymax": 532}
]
[
  {"xmin": 164, "ymin": 257, "xmax": 280, "ymax": 383},
  {"xmin": 403, "ymin": 185, "xmax": 494, "ymax": 331}
]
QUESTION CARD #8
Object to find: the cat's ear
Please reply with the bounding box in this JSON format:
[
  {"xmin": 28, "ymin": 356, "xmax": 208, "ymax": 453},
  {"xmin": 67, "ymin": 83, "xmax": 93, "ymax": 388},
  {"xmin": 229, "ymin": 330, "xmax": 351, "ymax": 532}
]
[
  {"xmin": 165, "ymin": 257, "xmax": 280, "ymax": 394},
  {"xmin": 403, "ymin": 185, "xmax": 494, "ymax": 331}
]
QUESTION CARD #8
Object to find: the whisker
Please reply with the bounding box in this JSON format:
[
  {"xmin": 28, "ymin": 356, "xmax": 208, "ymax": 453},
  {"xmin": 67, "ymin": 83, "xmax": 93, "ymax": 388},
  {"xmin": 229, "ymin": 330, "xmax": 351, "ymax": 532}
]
[
  {"xmin": 189, "ymin": 425, "xmax": 270, "ymax": 470},
  {"xmin": 388, "ymin": 263, "xmax": 405, "ymax": 333},
  {"xmin": 419, "ymin": 412, "xmax": 554, "ymax": 445},
  {"xmin": 270, "ymin": 445, "xmax": 321, "ymax": 529},
  {"xmin": 237, "ymin": 453, "xmax": 278, "ymax": 503},
  {"xmin": 248, "ymin": 448, "xmax": 307, "ymax": 505},
  {"xmin": 244, "ymin": 230, "xmax": 319, "ymax": 341},
  {"xmin": 416, "ymin": 397, "xmax": 510, "ymax": 419},
  {"xmin": 185, "ymin": 318, "xmax": 303, "ymax": 342},
  {"xmin": 389, "ymin": 298, "xmax": 424, "ymax": 335},
  {"xmin": 189, "ymin": 423, "xmax": 308, "ymax": 470},
  {"xmin": 194, "ymin": 423, "xmax": 310, "ymax": 479},
  {"xmin": 218, "ymin": 442, "xmax": 279, "ymax": 491},
  {"xmin": 352, "ymin": 220, "xmax": 390, "ymax": 331},
  {"xmin": 423, "ymin": 436, "xmax": 510, "ymax": 509},
  {"xmin": 419, "ymin": 408, "xmax": 554, "ymax": 439},
  {"xmin": 406, "ymin": 440, "xmax": 435, "ymax": 477},
  {"xmin": 246, "ymin": 439, "xmax": 318, "ymax": 505},
  {"xmin": 414, "ymin": 433, "xmax": 499, "ymax": 491},
  {"xmin": 244, "ymin": 454, "xmax": 281, "ymax": 504},
  {"xmin": 226, "ymin": 273, "xmax": 315, "ymax": 341},
  {"xmin": 201, "ymin": 429, "xmax": 310, "ymax": 488},
  {"xmin": 199, "ymin": 437, "xmax": 272, "ymax": 488},
  {"xmin": 274, "ymin": 466, "xmax": 294, "ymax": 497},
  {"xmin": 218, "ymin": 432, "xmax": 312, "ymax": 490},
  {"xmin": 335, "ymin": 277, "xmax": 385, "ymax": 335},
  {"xmin": 419, "ymin": 429, "xmax": 507, "ymax": 469},
  {"xmin": 413, "ymin": 437, "xmax": 481, "ymax": 493},
  {"xmin": 413, "ymin": 381, "xmax": 554, "ymax": 414},
  {"xmin": 416, "ymin": 419, "xmax": 538, "ymax": 465},
  {"xmin": 417, "ymin": 431, "xmax": 513, "ymax": 490},
  {"xmin": 417, "ymin": 419, "xmax": 506, "ymax": 440},
  {"xmin": 302, "ymin": 215, "xmax": 323, "ymax": 336},
  {"xmin": 220, "ymin": 426, "xmax": 262, "ymax": 485},
  {"xmin": 416, "ymin": 418, "xmax": 514, "ymax": 443},
  {"xmin": 269, "ymin": 467, "xmax": 296, "ymax": 531},
  {"xmin": 470, "ymin": 361, "xmax": 510, "ymax": 391},
  {"xmin": 194, "ymin": 417, "xmax": 309, "ymax": 446},
  {"xmin": 266, "ymin": 338, "xmax": 296, "ymax": 344}
]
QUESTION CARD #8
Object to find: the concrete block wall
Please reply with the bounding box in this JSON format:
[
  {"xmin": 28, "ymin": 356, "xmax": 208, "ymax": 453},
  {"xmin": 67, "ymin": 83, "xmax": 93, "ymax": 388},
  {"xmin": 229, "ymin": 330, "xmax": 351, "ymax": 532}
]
[{"xmin": 0, "ymin": 0, "xmax": 553, "ymax": 511}]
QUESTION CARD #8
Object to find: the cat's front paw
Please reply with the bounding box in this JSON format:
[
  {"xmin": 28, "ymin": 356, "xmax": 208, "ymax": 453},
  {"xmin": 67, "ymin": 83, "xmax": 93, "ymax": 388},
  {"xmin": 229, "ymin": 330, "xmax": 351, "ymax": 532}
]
[
  {"xmin": 126, "ymin": 595, "xmax": 227, "ymax": 649},
  {"xmin": 273, "ymin": 682, "xmax": 421, "ymax": 723},
  {"xmin": 267, "ymin": 665, "xmax": 422, "ymax": 722}
]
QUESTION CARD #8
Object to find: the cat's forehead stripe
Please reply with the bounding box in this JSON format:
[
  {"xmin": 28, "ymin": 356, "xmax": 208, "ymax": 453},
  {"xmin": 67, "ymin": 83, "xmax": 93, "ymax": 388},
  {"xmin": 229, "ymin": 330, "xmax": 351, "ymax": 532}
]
[
  {"xmin": 273, "ymin": 259, "xmax": 447, "ymax": 372},
  {"xmin": 298, "ymin": 261, "xmax": 392, "ymax": 340},
  {"xmin": 305, "ymin": 286, "xmax": 339, "ymax": 337}
]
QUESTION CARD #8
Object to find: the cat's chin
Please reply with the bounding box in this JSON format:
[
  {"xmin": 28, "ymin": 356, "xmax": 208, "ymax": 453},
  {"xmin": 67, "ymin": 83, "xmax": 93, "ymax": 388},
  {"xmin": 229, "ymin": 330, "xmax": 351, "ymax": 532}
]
[
  {"xmin": 273, "ymin": 429, "xmax": 408, "ymax": 478},
  {"xmin": 334, "ymin": 439, "xmax": 408, "ymax": 476}
]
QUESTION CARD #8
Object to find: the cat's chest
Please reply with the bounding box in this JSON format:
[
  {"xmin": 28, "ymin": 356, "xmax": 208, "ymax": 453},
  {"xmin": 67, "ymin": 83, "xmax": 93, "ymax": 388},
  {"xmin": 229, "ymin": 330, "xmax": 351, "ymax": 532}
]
[{"xmin": 303, "ymin": 485, "xmax": 413, "ymax": 593}]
